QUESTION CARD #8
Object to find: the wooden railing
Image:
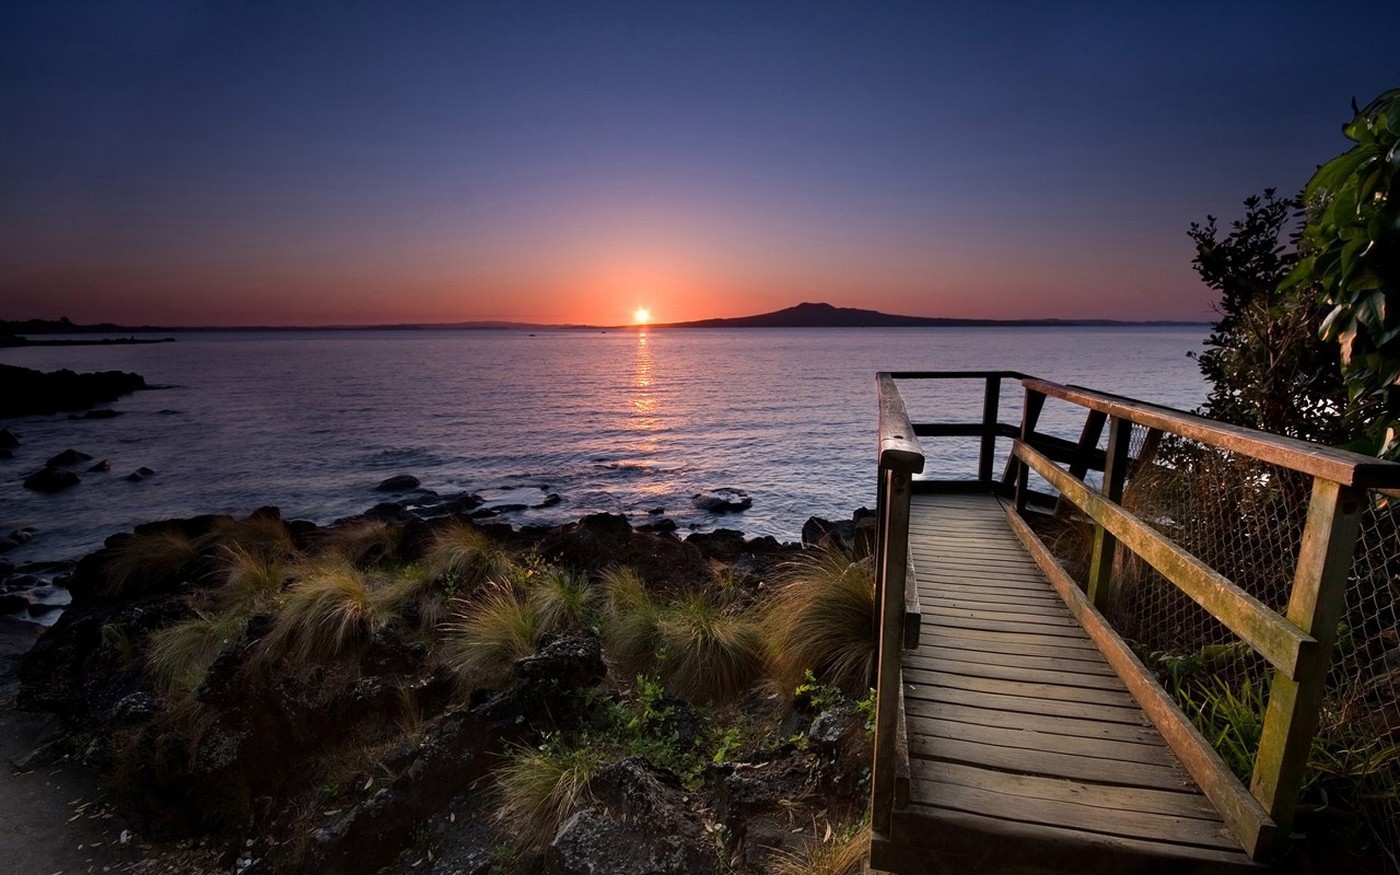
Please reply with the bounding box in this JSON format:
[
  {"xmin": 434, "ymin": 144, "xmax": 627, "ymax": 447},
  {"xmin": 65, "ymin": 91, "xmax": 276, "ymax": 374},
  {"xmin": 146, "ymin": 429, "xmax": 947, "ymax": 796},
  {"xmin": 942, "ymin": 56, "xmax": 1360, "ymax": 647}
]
[{"xmin": 871, "ymin": 371, "xmax": 1400, "ymax": 861}]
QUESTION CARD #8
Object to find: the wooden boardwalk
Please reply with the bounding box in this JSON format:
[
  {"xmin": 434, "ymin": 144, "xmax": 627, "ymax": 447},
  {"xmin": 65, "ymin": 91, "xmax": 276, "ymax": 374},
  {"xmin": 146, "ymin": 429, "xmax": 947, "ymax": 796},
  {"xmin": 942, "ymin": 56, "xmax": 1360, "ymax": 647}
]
[{"xmin": 882, "ymin": 492, "xmax": 1255, "ymax": 873}]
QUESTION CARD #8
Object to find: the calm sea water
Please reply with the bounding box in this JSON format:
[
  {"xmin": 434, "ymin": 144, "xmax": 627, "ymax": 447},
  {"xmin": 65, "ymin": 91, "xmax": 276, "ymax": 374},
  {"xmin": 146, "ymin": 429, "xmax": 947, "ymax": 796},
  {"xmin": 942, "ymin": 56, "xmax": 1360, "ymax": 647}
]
[{"xmin": 0, "ymin": 326, "xmax": 1206, "ymax": 565}]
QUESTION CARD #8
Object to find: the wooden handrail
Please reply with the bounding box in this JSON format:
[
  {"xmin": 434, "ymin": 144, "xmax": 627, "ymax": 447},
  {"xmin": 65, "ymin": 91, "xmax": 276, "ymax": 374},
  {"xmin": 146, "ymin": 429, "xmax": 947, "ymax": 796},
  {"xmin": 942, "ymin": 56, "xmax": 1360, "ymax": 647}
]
[
  {"xmin": 877, "ymin": 373, "xmax": 925, "ymax": 473},
  {"xmin": 1025, "ymin": 378, "xmax": 1400, "ymax": 489}
]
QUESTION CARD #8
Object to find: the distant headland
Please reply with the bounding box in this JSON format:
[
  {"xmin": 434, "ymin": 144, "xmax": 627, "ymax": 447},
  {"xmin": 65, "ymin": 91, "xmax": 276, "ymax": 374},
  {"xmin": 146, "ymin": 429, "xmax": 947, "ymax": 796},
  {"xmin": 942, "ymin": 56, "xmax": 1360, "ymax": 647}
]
[{"xmin": 1, "ymin": 304, "xmax": 1204, "ymax": 336}]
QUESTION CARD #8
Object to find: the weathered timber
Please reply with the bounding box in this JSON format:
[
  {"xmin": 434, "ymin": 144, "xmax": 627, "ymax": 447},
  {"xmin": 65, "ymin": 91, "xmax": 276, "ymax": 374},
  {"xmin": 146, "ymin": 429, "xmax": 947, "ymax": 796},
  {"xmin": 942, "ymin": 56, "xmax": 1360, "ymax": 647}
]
[
  {"xmin": 878, "ymin": 373, "xmax": 925, "ymax": 473},
  {"xmin": 1086, "ymin": 415, "xmax": 1132, "ymax": 609}
]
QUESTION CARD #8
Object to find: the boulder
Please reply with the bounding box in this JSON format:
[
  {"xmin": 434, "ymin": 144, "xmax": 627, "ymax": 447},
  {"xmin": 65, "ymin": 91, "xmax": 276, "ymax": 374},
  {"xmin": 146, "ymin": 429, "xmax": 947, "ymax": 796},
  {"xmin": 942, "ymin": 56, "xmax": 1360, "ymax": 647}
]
[
  {"xmin": 0, "ymin": 427, "xmax": 19, "ymax": 447},
  {"xmin": 125, "ymin": 466, "xmax": 155, "ymax": 482},
  {"xmin": 80, "ymin": 408, "xmax": 123, "ymax": 419},
  {"xmin": 375, "ymin": 474, "xmax": 420, "ymax": 492},
  {"xmin": 87, "ymin": 459, "xmax": 111, "ymax": 472},
  {"xmin": 45, "ymin": 448, "xmax": 92, "ymax": 468},
  {"xmin": 691, "ymin": 487, "xmax": 752, "ymax": 513},
  {"xmin": 543, "ymin": 758, "xmax": 719, "ymax": 875},
  {"xmin": 0, "ymin": 364, "xmax": 146, "ymax": 417},
  {"xmin": 535, "ymin": 492, "xmax": 562, "ymax": 508},
  {"xmin": 23, "ymin": 467, "xmax": 80, "ymax": 492}
]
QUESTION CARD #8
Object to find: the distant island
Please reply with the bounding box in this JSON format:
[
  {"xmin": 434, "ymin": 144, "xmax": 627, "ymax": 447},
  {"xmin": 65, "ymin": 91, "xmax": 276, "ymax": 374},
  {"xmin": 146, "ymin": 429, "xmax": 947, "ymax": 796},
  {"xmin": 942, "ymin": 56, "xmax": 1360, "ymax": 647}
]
[{"xmin": 1, "ymin": 305, "xmax": 1204, "ymax": 336}]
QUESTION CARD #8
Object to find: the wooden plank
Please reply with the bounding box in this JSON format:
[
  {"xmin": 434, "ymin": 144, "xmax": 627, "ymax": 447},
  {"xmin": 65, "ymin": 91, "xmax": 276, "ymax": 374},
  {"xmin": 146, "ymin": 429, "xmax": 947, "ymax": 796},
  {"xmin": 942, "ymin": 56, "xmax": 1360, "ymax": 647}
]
[
  {"xmin": 916, "ymin": 779, "xmax": 1242, "ymax": 850},
  {"xmin": 1016, "ymin": 440, "xmax": 1313, "ymax": 681},
  {"xmin": 905, "ymin": 659, "xmax": 1130, "ymax": 695},
  {"xmin": 906, "ymin": 699, "xmax": 1167, "ymax": 746},
  {"xmin": 871, "ymin": 467, "xmax": 915, "ymax": 836},
  {"xmin": 1022, "ymin": 377, "xmax": 1400, "ymax": 489},
  {"xmin": 909, "ymin": 714, "xmax": 1183, "ymax": 768},
  {"xmin": 889, "ymin": 807, "xmax": 1256, "ymax": 871},
  {"xmin": 1003, "ymin": 503, "xmax": 1280, "ymax": 860},
  {"xmin": 923, "ymin": 594, "xmax": 1075, "ymax": 618},
  {"xmin": 917, "ymin": 619, "xmax": 1099, "ymax": 651},
  {"xmin": 903, "ymin": 552, "xmax": 921, "ymax": 651},
  {"xmin": 908, "ymin": 735, "xmax": 1190, "ymax": 790},
  {"xmin": 921, "ymin": 604, "xmax": 1082, "ymax": 630},
  {"xmin": 915, "ymin": 633, "xmax": 1113, "ymax": 665},
  {"xmin": 904, "ymin": 668, "xmax": 1138, "ymax": 708},
  {"xmin": 878, "ymin": 373, "xmax": 926, "ymax": 473},
  {"xmin": 919, "ymin": 613, "xmax": 1096, "ymax": 641},
  {"xmin": 908, "ymin": 645, "xmax": 1117, "ymax": 677},
  {"xmin": 907, "ymin": 681, "xmax": 1154, "ymax": 727},
  {"xmin": 916, "ymin": 588, "xmax": 1066, "ymax": 609}
]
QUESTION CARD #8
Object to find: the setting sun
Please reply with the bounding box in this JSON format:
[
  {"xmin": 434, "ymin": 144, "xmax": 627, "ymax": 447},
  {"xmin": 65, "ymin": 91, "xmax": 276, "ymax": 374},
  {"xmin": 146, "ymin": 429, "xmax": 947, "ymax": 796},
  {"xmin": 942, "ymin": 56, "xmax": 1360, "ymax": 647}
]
[{"xmin": 633, "ymin": 307, "xmax": 651, "ymax": 325}]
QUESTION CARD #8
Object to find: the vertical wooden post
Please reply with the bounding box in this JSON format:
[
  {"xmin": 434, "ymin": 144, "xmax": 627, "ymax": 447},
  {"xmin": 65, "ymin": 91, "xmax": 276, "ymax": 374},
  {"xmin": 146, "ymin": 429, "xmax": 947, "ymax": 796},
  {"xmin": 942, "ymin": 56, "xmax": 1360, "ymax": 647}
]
[
  {"xmin": 1250, "ymin": 478, "xmax": 1364, "ymax": 831},
  {"xmin": 979, "ymin": 375, "xmax": 1002, "ymax": 483},
  {"xmin": 1013, "ymin": 388, "xmax": 1046, "ymax": 513},
  {"xmin": 1068, "ymin": 409, "xmax": 1108, "ymax": 480},
  {"xmin": 871, "ymin": 467, "xmax": 914, "ymax": 836},
  {"xmin": 1086, "ymin": 416, "xmax": 1131, "ymax": 609}
]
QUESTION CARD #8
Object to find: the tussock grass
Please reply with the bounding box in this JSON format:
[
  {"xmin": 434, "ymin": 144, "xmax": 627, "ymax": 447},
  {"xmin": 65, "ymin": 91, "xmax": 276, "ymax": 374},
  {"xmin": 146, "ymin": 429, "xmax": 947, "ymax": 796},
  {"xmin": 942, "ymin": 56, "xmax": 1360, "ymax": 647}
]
[
  {"xmin": 148, "ymin": 609, "xmax": 248, "ymax": 693},
  {"xmin": 217, "ymin": 543, "xmax": 287, "ymax": 611},
  {"xmin": 103, "ymin": 529, "xmax": 199, "ymax": 596},
  {"xmin": 765, "ymin": 548, "xmax": 875, "ymax": 697},
  {"xmin": 318, "ymin": 519, "xmax": 406, "ymax": 566},
  {"xmin": 532, "ymin": 567, "xmax": 597, "ymax": 633},
  {"xmin": 656, "ymin": 590, "xmax": 764, "ymax": 704},
  {"xmin": 260, "ymin": 559, "xmax": 392, "ymax": 662},
  {"xmin": 494, "ymin": 742, "xmax": 602, "ymax": 852},
  {"xmin": 428, "ymin": 519, "xmax": 515, "ymax": 590},
  {"xmin": 200, "ymin": 515, "xmax": 296, "ymax": 562},
  {"xmin": 440, "ymin": 583, "xmax": 540, "ymax": 688},
  {"xmin": 769, "ymin": 824, "xmax": 871, "ymax": 875},
  {"xmin": 600, "ymin": 566, "xmax": 662, "ymax": 679}
]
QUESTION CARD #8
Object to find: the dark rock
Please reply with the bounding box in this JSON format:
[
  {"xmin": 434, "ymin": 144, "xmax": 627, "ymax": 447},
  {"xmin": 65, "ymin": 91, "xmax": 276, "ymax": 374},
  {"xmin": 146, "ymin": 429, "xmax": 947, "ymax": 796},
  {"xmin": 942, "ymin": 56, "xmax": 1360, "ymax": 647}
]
[
  {"xmin": 648, "ymin": 506, "xmax": 665, "ymax": 515},
  {"xmin": 0, "ymin": 427, "xmax": 19, "ymax": 447},
  {"xmin": 45, "ymin": 448, "xmax": 92, "ymax": 468},
  {"xmin": 0, "ymin": 449, "xmax": 11, "ymax": 459},
  {"xmin": 125, "ymin": 466, "xmax": 155, "ymax": 482},
  {"xmin": 543, "ymin": 758, "xmax": 719, "ymax": 875},
  {"xmin": 0, "ymin": 592, "xmax": 30, "ymax": 613},
  {"xmin": 1, "ymin": 528, "xmax": 35, "ymax": 553},
  {"xmin": 81, "ymin": 408, "xmax": 123, "ymax": 419},
  {"xmin": 86, "ymin": 459, "xmax": 111, "ymax": 472},
  {"xmin": 691, "ymin": 487, "xmax": 752, "ymax": 513},
  {"xmin": 0, "ymin": 364, "xmax": 146, "ymax": 417},
  {"xmin": 685, "ymin": 528, "xmax": 748, "ymax": 560},
  {"xmin": 712, "ymin": 753, "xmax": 821, "ymax": 871},
  {"xmin": 535, "ymin": 492, "xmax": 562, "ymax": 508},
  {"xmin": 23, "ymin": 467, "xmax": 80, "ymax": 492},
  {"xmin": 375, "ymin": 474, "xmax": 420, "ymax": 492},
  {"xmin": 808, "ymin": 702, "xmax": 862, "ymax": 750},
  {"xmin": 0, "ymin": 615, "xmax": 43, "ymax": 657},
  {"xmin": 637, "ymin": 518, "xmax": 678, "ymax": 534}
]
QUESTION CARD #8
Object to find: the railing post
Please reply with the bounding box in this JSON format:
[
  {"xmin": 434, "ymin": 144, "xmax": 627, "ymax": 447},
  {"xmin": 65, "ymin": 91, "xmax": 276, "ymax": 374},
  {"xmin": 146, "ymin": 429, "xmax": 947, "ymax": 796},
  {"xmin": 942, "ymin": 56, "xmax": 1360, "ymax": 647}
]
[
  {"xmin": 1086, "ymin": 416, "xmax": 1131, "ymax": 609},
  {"xmin": 979, "ymin": 375, "xmax": 1001, "ymax": 483},
  {"xmin": 1250, "ymin": 478, "xmax": 1364, "ymax": 831},
  {"xmin": 871, "ymin": 466, "xmax": 914, "ymax": 837},
  {"xmin": 1013, "ymin": 387, "xmax": 1046, "ymax": 513}
]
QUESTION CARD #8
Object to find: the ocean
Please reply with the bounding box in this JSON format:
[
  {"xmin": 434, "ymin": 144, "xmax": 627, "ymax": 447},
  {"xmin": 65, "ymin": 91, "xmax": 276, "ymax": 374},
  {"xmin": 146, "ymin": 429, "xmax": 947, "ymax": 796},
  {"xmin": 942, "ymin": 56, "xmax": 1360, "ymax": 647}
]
[{"xmin": 1, "ymin": 326, "xmax": 1207, "ymax": 568}]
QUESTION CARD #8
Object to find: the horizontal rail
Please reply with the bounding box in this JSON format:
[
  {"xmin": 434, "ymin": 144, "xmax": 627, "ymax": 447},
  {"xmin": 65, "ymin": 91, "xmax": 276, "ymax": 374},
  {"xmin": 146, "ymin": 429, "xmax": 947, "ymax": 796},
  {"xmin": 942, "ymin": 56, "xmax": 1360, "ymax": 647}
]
[
  {"xmin": 912, "ymin": 422, "xmax": 1019, "ymax": 439},
  {"xmin": 878, "ymin": 372, "xmax": 926, "ymax": 473},
  {"xmin": 1015, "ymin": 439, "xmax": 1314, "ymax": 680},
  {"xmin": 1025, "ymin": 378, "xmax": 1400, "ymax": 489},
  {"xmin": 1003, "ymin": 506, "xmax": 1281, "ymax": 859},
  {"xmin": 888, "ymin": 370, "xmax": 1029, "ymax": 380}
]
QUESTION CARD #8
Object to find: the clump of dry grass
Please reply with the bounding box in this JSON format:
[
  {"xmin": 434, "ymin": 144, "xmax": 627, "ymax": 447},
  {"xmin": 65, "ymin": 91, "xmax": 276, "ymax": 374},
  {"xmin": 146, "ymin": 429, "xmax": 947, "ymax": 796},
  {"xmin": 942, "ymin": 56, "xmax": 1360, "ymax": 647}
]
[
  {"xmin": 764, "ymin": 547, "xmax": 875, "ymax": 697},
  {"xmin": 200, "ymin": 514, "xmax": 296, "ymax": 562},
  {"xmin": 102, "ymin": 529, "xmax": 199, "ymax": 596},
  {"xmin": 600, "ymin": 565, "xmax": 662, "ymax": 679},
  {"xmin": 427, "ymin": 519, "xmax": 515, "ymax": 590},
  {"xmin": 494, "ymin": 742, "xmax": 602, "ymax": 852},
  {"xmin": 259, "ymin": 558, "xmax": 394, "ymax": 662},
  {"xmin": 532, "ymin": 567, "xmax": 597, "ymax": 633},
  {"xmin": 657, "ymin": 589, "xmax": 764, "ymax": 704},
  {"xmin": 318, "ymin": 519, "xmax": 407, "ymax": 566},
  {"xmin": 147, "ymin": 608, "xmax": 249, "ymax": 694},
  {"xmin": 440, "ymin": 582, "xmax": 541, "ymax": 689},
  {"xmin": 769, "ymin": 823, "xmax": 871, "ymax": 875}
]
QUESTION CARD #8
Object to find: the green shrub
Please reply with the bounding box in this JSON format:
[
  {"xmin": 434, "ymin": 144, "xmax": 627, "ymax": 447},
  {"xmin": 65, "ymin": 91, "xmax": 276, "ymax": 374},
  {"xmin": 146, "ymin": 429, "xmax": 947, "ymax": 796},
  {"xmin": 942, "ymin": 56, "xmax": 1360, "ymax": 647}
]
[
  {"xmin": 532, "ymin": 567, "xmax": 597, "ymax": 633},
  {"xmin": 764, "ymin": 548, "xmax": 875, "ymax": 697},
  {"xmin": 600, "ymin": 566, "xmax": 662, "ymax": 678},
  {"xmin": 655, "ymin": 589, "xmax": 763, "ymax": 705}
]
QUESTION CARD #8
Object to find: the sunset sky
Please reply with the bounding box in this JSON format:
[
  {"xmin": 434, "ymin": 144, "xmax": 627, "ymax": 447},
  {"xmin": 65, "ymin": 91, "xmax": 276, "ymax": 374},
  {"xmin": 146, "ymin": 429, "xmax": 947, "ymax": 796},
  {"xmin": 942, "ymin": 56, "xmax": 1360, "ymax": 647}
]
[{"xmin": 2, "ymin": 2, "xmax": 1398, "ymax": 327}]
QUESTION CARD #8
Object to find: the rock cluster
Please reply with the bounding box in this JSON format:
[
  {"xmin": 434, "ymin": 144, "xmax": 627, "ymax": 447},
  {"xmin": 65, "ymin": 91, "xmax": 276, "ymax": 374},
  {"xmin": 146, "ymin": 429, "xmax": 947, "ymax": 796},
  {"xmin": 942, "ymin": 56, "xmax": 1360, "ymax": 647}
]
[{"xmin": 0, "ymin": 364, "xmax": 147, "ymax": 417}]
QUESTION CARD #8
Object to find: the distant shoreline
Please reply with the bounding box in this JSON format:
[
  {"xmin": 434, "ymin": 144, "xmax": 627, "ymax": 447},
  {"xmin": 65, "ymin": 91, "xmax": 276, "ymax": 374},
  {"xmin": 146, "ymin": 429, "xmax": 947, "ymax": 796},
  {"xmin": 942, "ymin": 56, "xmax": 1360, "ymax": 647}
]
[{"xmin": 0, "ymin": 336, "xmax": 176, "ymax": 347}]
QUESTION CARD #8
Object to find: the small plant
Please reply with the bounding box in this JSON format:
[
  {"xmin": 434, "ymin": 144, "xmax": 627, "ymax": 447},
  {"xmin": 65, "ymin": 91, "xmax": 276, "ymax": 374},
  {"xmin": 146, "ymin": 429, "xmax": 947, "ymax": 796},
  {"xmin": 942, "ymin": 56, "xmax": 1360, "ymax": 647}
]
[
  {"xmin": 765, "ymin": 547, "xmax": 875, "ymax": 697},
  {"xmin": 768, "ymin": 822, "xmax": 871, "ymax": 875},
  {"xmin": 318, "ymin": 519, "xmax": 406, "ymax": 567},
  {"xmin": 656, "ymin": 589, "xmax": 764, "ymax": 705},
  {"xmin": 260, "ymin": 559, "xmax": 391, "ymax": 662},
  {"xmin": 148, "ymin": 608, "xmax": 248, "ymax": 693},
  {"xmin": 494, "ymin": 740, "xmax": 602, "ymax": 852},
  {"xmin": 428, "ymin": 519, "xmax": 515, "ymax": 588},
  {"xmin": 531, "ymin": 567, "xmax": 597, "ymax": 633},
  {"xmin": 440, "ymin": 582, "xmax": 540, "ymax": 688},
  {"xmin": 200, "ymin": 515, "xmax": 296, "ymax": 562},
  {"xmin": 600, "ymin": 566, "xmax": 661, "ymax": 678},
  {"xmin": 102, "ymin": 528, "xmax": 199, "ymax": 596},
  {"xmin": 218, "ymin": 543, "xmax": 287, "ymax": 611},
  {"xmin": 1176, "ymin": 674, "xmax": 1267, "ymax": 780}
]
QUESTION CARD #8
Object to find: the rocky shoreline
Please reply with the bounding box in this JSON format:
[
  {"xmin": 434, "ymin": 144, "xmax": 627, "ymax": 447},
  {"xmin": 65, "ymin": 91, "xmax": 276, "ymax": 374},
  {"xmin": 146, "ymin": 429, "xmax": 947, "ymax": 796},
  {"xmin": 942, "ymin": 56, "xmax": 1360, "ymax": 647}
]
[{"xmin": 4, "ymin": 500, "xmax": 877, "ymax": 875}]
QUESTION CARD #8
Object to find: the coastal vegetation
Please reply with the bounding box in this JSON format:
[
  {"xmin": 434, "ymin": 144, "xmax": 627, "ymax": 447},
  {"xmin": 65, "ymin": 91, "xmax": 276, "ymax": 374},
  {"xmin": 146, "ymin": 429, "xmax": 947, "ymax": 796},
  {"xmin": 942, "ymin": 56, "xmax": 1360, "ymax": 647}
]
[{"xmin": 15, "ymin": 505, "xmax": 877, "ymax": 874}]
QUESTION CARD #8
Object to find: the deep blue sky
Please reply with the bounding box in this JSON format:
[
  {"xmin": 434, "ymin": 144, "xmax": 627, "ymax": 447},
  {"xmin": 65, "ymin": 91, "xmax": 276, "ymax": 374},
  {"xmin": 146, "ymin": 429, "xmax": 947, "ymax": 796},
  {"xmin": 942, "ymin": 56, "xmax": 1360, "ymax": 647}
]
[{"xmin": 2, "ymin": 1, "xmax": 1397, "ymax": 325}]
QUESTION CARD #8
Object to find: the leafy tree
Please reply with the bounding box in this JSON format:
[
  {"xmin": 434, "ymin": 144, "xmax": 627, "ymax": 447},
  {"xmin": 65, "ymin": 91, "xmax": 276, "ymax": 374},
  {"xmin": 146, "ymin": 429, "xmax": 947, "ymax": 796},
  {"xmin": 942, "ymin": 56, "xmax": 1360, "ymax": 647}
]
[
  {"xmin": 1284, "ymin": 88, "xmax": 1400, "ymax": 454},
  {"xmin": 1189, "ymin": 190, "xmax": 1350, "ymax": 444}
]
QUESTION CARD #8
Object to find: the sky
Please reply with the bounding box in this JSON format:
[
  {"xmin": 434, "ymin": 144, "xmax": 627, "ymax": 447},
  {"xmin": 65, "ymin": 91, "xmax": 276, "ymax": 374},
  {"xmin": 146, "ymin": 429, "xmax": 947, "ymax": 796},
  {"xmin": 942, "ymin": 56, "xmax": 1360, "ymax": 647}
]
[{"xmin": 1, "ymin": 1, "xmax": 1398, "ymax": 327}]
